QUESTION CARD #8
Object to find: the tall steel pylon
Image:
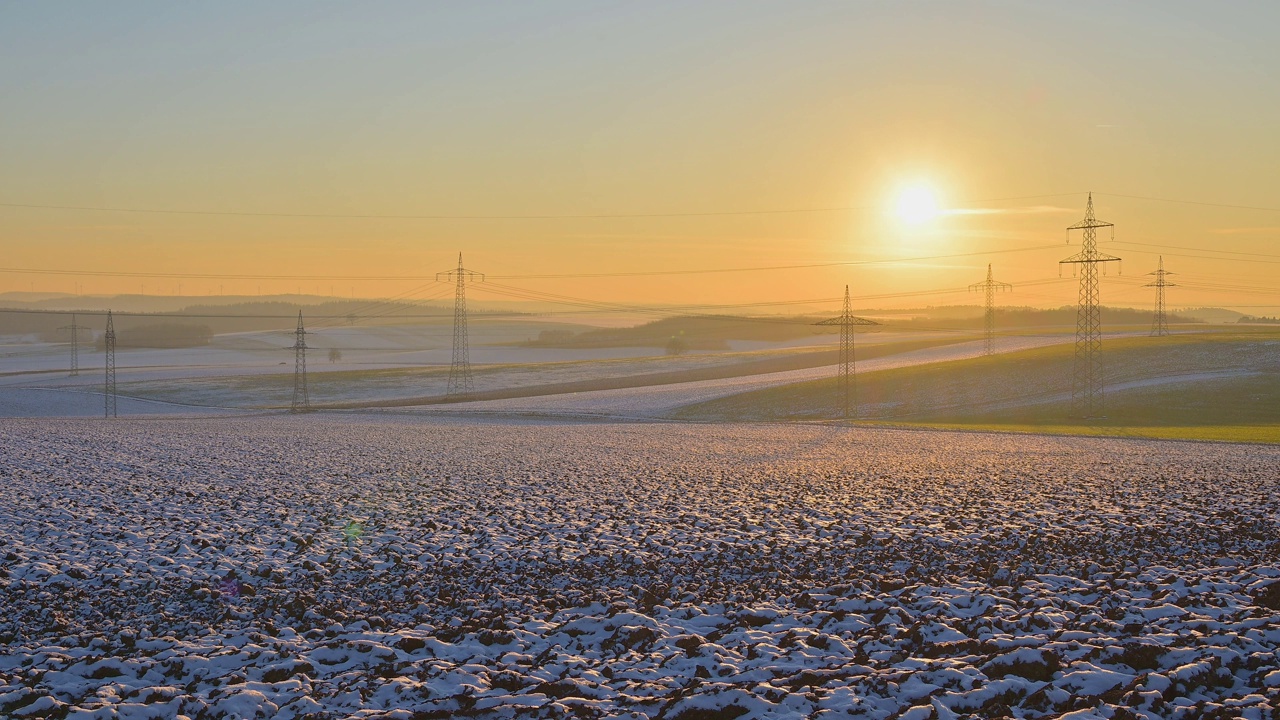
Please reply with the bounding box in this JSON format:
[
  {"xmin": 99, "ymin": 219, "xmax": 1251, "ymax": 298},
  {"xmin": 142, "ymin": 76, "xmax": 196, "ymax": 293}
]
[
  {"xmin": 815, "ymin": 285, "xmax": 879, "ymax": 419},
  {"xmin": 969, "ymin": 264, "xmax": 1012, "ymax": 356},
  {"xmin": 1060, "ymin": 193, "xmax": 1121, "ymax": 418},
  {"xmin": 291, "ymin": 310, "xmax": 311, "ymax": 412},
  {"xmin": 1145, "ymin": 256, "xmax": 1176, "ymax": 337},
  {"xmin": 104, "ymin": 310, "xmax": 117, "ymax": 418},
  {"xmin": 58, "ymin": 313, "xmax": 91, "ymax": 376},
  {"xmin": 436, "ymin": 253, "xmax": 484, "ymax": 397}
]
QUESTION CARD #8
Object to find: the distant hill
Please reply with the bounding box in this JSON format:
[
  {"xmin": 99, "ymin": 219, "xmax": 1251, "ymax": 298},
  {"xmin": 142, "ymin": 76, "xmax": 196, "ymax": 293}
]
[
  {"xmin": 523, "ymin": 315, "xmax": 825, "ymax": 350},
  {"xmin": 0, "ymin": 299, "xmax": 507, "ymax": 337},
  {"xmin": 521, "ymin": 305, "xmax": 1206, "ymax": 350},
  {"xmin": 888, "ymin": 305, "xmax": 1200, "ymax": 331},
  {"xmin": 1182, "ymin": 307, "xmax": 1248, "ymax": 324}
]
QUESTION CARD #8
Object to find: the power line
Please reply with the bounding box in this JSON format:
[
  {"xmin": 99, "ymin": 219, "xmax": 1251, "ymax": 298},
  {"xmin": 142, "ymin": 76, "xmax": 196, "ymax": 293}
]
[
  {"xmin": 0, "ymin": 192, "xmax": 1084, "ymax": 221},
  {"xmin": 0, "ymin": 243, "xmax": 1064, "ymax": 282},
  {"xmin": 291, "ymin": 311, "xmax": 311, "ymax": 413},
  {"xmin": 1144, "ymin": 256, "xmax": 1176, "ymax": 337},
  {"xmin": 969, "ymin": 265, "xmax": 1012, "ymax": 355},
  {"xmin": 1060, "ymin": 194, "xmax": 1121, "ymax": 419},
  {"xmin": 1108, "ymin": 242, "xmax": 1280, "ymax": 266},
  {"xmin": 484, "ymin": 244, "xmax": 1063, "ymax": 279},
  {"xmin": 56, "ymin": 313, "xmax": 91, "ymax": 376},
  {"xmin": 0, "ymin": 307, "xmax": 455, "ymax": 319},
  {"xmin": 0, "ymin": 275, "xmax": 1082, "ymax": 326},
  {"xmin": 5, "ymin": 190, "xmax": 1274, "ymax": 219},
  {"xmin": 1099, "ymin": 192, "xmax": 1280, "ymax": 214},
  {"xmin": 1111, "ymin": 239, "xmax": 1280, "ymax": 260},
  {"xmin": 437, "ymin": 254, "xmax": 483, "ymax": 398},
  {"xmin": 103, "ymin": 311, "xmax": 117, "ymax": 419},
  {"xmin": 814, "ymin": 285, "xmax": 878, "ymax": 419}
]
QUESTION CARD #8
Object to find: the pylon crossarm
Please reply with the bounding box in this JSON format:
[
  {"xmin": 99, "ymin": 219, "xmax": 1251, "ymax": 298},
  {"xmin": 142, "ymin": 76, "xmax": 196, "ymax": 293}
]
[
  {"xmin": 1059, "ymin": 254, "xmax": 1121, "ymax": 265},
  {"xmin": 1067, "ymin": 219, "xmax": 1113, "ymax": 231},
  {"xmin": 815, "ymin": 316, "xmax": 878, "ymax": 327},
  {"xmin": 436, "ymin": 271, "xmax": 485, "ymax": 282}
]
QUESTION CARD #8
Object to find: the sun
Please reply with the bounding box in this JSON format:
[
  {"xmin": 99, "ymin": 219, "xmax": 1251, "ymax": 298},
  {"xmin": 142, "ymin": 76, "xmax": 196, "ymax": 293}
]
[{"xmin": 893, "ymin": 184, "xmax": 942, "ymax": 227}]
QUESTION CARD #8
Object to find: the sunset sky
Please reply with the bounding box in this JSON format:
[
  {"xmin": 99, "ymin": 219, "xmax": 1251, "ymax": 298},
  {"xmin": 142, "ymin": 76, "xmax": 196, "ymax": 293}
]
[{"xmin": 2, "ymin": 2, "xmax": 1277, "ymax": 311}]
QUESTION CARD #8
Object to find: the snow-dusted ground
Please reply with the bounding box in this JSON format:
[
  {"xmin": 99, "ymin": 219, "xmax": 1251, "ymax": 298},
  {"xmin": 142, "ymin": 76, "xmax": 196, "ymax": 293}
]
[
  {"xmin": 1, "ymin": 324, "xmax": 854, "ymax": 414},
  {"xmin": 0, "ymin": 323, "xmax": 844, "ymax": 386},
  {"xmin": 444, "ymin": 335, "xmax": 1068, "ymax": 418},
  {"xmin": 2, "ymin": 417, "xmax": 1277, "ymax": 719},
  {"xmin": 0, "ymin": 387, "xmax": 243, "ymax": 417},
  {"xmin": 0, "ymin": 323, "xmax": 676, "ymax": 385}
]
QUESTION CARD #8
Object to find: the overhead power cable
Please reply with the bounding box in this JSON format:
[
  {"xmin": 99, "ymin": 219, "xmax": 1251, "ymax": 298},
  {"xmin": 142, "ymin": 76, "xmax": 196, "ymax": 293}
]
[
  {"xmin": 1109, "ymin": 243, "xmax": 1280, "ymax": 266},
  {"xmin": 0, "ymin": 193, "xmax": 1084, "ymax": 220},
  {"xmin": 0, "ymin": 243, "xmax": 1063, "ymax": 282},
  {"xmin": 1110, "ymin": 239, "xmax": 1280, "ymax": 260},
  {"xmin": 1098, "ymin": 193, "xmax": 1280, "ymax": 214}
]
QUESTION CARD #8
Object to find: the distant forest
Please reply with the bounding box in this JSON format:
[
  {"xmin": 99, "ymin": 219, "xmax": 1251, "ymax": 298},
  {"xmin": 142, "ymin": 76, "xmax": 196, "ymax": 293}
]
[
  {"xmin": 0, "ymin": 300, "xmax": 462, "ymax": 338},
  {"xmin": 523, "ymin": 306, "xmax": 1202, "ymax": 350},
  {"xmin": 3, "ymin": 301, "xmax": 1205, "ymax": 348},
  {"xmin": 524, "ymin": 316, "xmax": 824, "ymax": 351},
  {"xmin": 93, "ymin": 324, "xmax": 213, "ymax": 350},
  {"xmin": 888, "ymin": 305, "xmax": 1200, "ymax": 331}
]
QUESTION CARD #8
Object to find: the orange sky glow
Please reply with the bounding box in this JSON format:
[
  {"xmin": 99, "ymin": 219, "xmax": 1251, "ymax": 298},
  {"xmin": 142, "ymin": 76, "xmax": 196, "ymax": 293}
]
[{"xmin": 2, "ymin": 2, "xmax": 1277, "ymax": 313}]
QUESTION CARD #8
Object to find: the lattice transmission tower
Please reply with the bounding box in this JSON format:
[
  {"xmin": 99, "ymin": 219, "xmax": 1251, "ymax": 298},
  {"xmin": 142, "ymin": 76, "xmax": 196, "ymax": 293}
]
[
  {"xmin": 1060, "ymin": 193, "xmax": 1121, "ymax": 418},
  {"xmin": 1145, "ymin": 256, "xmax": 1176, "ymax": 337},
  {"xmin": 291, "ymin": 310, "xmax": 311, "ymax": 413},
  {"xmin": 815, "ymin": 285, "xmax": 879, "ymax": 419},
  {"xmin": 58, "ymin": 313, "xmax": 91, "ymax": 376},
  {"xmin": 437, "ymin": 253, "xmax": 484, "ymax": 397},
  {"xmin": 104, "ymin": 310, "xmax": 117, "ymax": 418},
  {"xmin": 969, "ymin": 264, "xmax": 1012, "ymax": 356}
]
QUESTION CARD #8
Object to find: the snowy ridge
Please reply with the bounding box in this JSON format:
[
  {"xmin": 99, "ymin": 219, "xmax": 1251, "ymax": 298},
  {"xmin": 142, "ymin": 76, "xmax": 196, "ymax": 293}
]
[{"xmin": 1, "ymin": 417, "xmax": 1278, "ymax": 718}]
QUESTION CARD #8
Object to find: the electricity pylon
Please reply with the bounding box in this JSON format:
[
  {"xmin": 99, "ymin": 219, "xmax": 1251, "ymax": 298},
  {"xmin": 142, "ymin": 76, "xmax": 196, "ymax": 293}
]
[
  {"xmin": 969, "ymin": 264, "xmax": 1012, "ymax": 356},
  {"xmin": 58, "ymin": 313, "xmax": 91, "ymax": 376},
  {"xmin": 815, "ymin": 285, "xmax": 879, "ymax": 419},
  {"xmin": 291, "ymin": 311, "xmax": 311, "ymax": 413},
  {"xmin": 1145, "ymin": 256, "xmax": 1175, "ymax": 337},
  {"xmin": 104, "ymin": 310, "xmax": 117, "ymax": 418},
  {"xmin": 436, "ymin": 253, "xmax": 484, "ymax": 397},
  {"xmin": 1060, "ymin": 193, "xmax": 1121, "ymax": 418}
]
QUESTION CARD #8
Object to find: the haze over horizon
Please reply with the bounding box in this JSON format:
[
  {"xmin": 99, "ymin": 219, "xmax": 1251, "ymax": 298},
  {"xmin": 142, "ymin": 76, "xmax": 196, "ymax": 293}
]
[{"xmin": 3, "ymin": 2, "xmax": 1278, "ymax": 312}]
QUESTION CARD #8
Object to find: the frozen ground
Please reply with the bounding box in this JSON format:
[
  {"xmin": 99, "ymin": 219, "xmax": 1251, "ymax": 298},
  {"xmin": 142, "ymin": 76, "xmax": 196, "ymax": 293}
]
[
  {"xmin": 0, "ymin": 388, "xmax": 242, "ymax": 418},
  {"xmin": 441, "ymin": 334, "xmax": 1072, "ymax": 418},
  {"xmin": 0, "ymin": 322, "xmax": 843, "ymax": 387},
  {"xmin": 2, "ymin": 417, "xmax": 1278, "ymax": 719},
  {"xmin": 0, "ymin": 323, "xmax": 853, "ymax": 415}
]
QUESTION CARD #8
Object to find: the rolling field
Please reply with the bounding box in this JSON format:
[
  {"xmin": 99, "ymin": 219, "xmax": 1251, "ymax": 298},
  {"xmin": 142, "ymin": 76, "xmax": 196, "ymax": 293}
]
[
  {"xmin": 675, "ymin": 330, "xmax": 1280, "ymax": 443},
  {"xmin": 2, "ymin": 417, "xmax": 1278, "ymax": 718}
]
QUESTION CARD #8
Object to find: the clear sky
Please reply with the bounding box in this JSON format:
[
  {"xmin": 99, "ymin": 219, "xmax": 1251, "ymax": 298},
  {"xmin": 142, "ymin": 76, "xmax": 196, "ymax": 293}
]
[{"xmin": 2, "ymin": 1, "xmax": 1277, "ymax": 311}]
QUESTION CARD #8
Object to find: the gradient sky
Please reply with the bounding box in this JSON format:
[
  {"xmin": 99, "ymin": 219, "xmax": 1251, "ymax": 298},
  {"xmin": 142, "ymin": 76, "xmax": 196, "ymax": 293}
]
[{"xmin": 2, "ymin": 1, "xmax": 1278, "ymax": 311}]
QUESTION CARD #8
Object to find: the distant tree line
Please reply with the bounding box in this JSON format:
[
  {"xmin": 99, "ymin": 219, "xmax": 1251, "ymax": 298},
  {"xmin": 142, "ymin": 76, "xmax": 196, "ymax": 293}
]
[
  {"xmin": 94, "ymin": 324, "xmax": 213, "ymax": 350},
  {"xmin": 893, "ymin": 305, "xmax": 1200, "ymax": 330},
  {"xmin": 0, "ymin": 300, "xmax": 472, "ymax": 337},
  {"xmin": 1238, "ymin": 316, "xmax": 1280, "ymax": 324},
  {"xmin": 525, "ymin": 316, "xmax": 821, "ymax": 351}
]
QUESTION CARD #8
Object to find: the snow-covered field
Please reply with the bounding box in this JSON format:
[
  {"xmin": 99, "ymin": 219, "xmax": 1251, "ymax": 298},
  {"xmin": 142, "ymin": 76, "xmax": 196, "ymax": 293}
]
[
  {"xmin": 445, "ymin": 334, "xmax": 1071, "ymax": 418},
  {"xmin": 0, "ymin": 323, "xmax": 851, "ymax": 414},
  {"xmin": 0, "ymin": 388, "xmax": 243, "ymax": 418},
  {"xmin": 2, "ymin": 417, "xmax": 1278, "ymax": 719}
]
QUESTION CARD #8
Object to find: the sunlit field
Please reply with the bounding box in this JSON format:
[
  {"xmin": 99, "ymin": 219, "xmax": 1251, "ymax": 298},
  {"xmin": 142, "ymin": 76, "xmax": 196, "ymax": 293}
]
[
  {"xmin": 678, "ymin": 329, "xmax": 1280, "ymax": 444},
  {"xmin": 3, "ymin": 417, "xmax": 1278, "ymax": 718}
]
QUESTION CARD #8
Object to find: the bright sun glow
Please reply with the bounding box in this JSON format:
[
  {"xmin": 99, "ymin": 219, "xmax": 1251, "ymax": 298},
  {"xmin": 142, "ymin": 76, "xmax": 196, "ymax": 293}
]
[{"xmin": 893, "ymin": 184, "xmax": 942, "ymax": 226}]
